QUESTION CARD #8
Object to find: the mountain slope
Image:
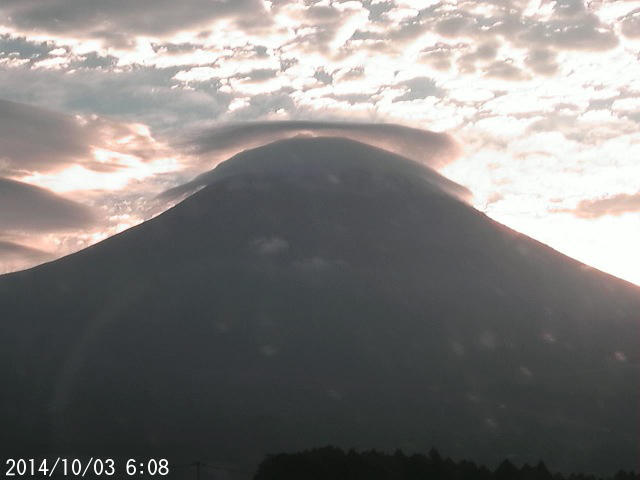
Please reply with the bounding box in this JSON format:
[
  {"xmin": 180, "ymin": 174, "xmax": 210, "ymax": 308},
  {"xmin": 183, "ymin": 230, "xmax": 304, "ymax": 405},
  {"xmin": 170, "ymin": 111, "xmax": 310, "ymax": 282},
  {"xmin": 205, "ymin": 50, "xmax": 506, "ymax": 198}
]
[{"xmin": 0, "ymin": 137, "xmax": 638, "ymax": 473}]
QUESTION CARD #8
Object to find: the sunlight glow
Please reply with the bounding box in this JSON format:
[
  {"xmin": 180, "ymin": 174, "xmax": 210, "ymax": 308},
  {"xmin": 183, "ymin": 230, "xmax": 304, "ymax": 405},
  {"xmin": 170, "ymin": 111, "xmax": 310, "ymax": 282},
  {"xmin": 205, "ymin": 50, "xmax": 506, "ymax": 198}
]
[{"xmin": 21, "ymin": 150, "xmax": 180, "ymax": 194}]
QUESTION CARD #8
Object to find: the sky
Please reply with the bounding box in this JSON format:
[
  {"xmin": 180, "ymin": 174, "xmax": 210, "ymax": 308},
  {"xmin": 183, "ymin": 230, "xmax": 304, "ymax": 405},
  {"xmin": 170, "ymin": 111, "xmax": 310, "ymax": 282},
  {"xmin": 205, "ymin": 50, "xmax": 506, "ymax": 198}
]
[{"xmin": 0, "ymin": 0, "xmax": 639, "ymax": 285}]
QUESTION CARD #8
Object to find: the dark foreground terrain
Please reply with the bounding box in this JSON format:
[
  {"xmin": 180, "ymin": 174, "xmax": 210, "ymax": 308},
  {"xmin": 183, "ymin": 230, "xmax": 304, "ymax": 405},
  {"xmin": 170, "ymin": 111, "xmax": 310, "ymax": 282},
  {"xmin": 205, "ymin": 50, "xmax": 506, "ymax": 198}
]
[{"xmin": 254, "ymin": 447, "xmax": 640, "ymax": 480}]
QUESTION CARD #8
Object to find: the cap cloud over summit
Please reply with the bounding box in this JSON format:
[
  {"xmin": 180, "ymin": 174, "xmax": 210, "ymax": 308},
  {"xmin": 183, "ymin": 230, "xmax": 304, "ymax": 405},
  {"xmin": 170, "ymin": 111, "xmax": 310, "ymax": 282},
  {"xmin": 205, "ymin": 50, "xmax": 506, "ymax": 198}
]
[
  {"xmin": 163, "ymin": 135, "xmax": 470, "ymax": 202},
  {"xmin": 181, "ymin": 121, "xmax": 461, "ymax": 170}
]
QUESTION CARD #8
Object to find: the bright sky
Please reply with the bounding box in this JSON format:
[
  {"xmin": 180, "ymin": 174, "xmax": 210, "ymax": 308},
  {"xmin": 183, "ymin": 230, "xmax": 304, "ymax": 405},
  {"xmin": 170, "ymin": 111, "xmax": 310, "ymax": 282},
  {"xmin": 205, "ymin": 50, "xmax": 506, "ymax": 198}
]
[{"xmin": 0, "ymin": 0, "xmax": 639, "ymax": 285}]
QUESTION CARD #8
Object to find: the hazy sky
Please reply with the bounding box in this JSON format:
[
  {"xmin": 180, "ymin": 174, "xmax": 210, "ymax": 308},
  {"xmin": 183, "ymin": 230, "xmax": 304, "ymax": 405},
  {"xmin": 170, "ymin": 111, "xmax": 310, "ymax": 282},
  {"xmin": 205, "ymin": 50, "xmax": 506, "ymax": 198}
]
[{"xmin": 0, "ymin": 0, "xmax": 639, "ymax": 285}]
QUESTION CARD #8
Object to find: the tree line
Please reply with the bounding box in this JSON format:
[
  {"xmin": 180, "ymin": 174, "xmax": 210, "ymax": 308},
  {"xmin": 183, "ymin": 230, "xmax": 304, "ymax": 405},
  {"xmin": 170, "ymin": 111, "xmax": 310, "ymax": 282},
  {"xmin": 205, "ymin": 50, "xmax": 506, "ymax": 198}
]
[{"xmin": 253, "ymin": 446, "xmax": 638, "ymax": 480}]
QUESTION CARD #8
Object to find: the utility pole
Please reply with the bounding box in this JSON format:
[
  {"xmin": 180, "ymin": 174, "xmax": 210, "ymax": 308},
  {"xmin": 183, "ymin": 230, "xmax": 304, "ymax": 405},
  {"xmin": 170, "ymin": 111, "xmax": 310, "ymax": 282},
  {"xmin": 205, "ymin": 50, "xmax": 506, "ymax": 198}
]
[{"xmin": 191, "ymin": 461, "xmax": 205, "ymax": 480}]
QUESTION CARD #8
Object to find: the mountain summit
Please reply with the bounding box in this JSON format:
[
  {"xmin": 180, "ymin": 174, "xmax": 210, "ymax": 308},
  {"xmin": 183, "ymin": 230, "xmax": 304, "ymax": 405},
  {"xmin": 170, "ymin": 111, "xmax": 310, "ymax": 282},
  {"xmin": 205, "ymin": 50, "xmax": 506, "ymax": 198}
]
[
  {"xmin": 162, "ymin": 135, "xmax": 471, "ymax": 201},
  {"xmin": 0, "ymin": 137, "xmax": 638, "ymax": 473}
]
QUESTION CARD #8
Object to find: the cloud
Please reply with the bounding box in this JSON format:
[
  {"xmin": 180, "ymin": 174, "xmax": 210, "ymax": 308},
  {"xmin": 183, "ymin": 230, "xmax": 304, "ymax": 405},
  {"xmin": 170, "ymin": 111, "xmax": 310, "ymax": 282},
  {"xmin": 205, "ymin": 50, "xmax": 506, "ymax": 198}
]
[
  {"xmin": 564, "ymin": 193, "xmax": 640, "ymax": 219},
  {"xmin": 517, "ymin": 13, "xmax": 618, "ymax": 52},
  {"xmin": 620, "ymin": 9, "xmax": 640, "ymax": 38},
  {"xmin": 392, "ymin": 77, "xmax": 442, "ymax": 102},
  {"xmin": 456, "ymin": 41, "xmax": 500, "ymax": 72},
  {"xmin": 0, "ymin": 98, "xmax": 177, "ymax": 178},
  {"xmin": 0, "ymin": 98, "xmax": 95, "ymax": 175},
  {"xmin": 163, "ymin": 133, "xmax": 470, "ymax": 209},
  {"xmin": 0, "ymin": 240, "xmax": 52, "ymax": 260},
  {"xmin": 0, "ymin": 0, "xmax": 270, "ymax": 44},
  {"xmin": 419, "ymin": 43, "xmax": 457, "ymax": 71},
  {"xmin": 553, "ymin": 0, "xmax": 588, "ymax": 17},
  {"xmin": 178, "ymin": 120, "xmax": 460, "ymax": 171},
  {"xmin": 484, "ymin": 60, "xmax": 529, "ymax": 81},
  {"xmin": 524, "ymin": 49, "xmax": 559, "ymax": 75},
  {"xmin": 364, "ymin": 1, "xmax": 394, "ymax": 22},
  {"xmin": 0, "ymin": 239, "xmax": 53, "ymax": 274},
  {"xmin": 0, "ymin": 0, "xmax": 633, "ymax": 137},
  {"xmin": 0, "ymin": 177, "xmax": 96, "ymax": 232},
  {"xmin": 525, "ymin": 109, "xmax": 639, "ymax": 146},
  {"xmin": 0, "ymin": 34, "xmax": 54, "ymax": 59},
  {"xmin": 353, "ymin": 1, "xmax": 620, "ymax": 57},
  {"xmin": 0, "ymin": 66, "xmax": 231, "ymax": 134}
]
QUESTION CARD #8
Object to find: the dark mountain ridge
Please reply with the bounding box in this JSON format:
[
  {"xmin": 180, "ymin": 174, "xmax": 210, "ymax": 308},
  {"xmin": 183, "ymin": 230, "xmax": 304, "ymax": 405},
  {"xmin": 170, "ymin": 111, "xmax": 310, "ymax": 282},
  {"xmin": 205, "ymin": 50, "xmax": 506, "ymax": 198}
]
[{"xmin": 0, "ymin": 137, "xmax": 638, "ymax": 474}]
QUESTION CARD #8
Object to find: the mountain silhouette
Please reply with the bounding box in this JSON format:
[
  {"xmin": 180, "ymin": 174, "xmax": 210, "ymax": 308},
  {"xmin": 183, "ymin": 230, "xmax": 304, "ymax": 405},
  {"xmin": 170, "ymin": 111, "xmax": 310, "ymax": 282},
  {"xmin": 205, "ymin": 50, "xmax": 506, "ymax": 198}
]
[{"xmin": 0, "ymin": 137, "xmax": 638, "ymax": 474}]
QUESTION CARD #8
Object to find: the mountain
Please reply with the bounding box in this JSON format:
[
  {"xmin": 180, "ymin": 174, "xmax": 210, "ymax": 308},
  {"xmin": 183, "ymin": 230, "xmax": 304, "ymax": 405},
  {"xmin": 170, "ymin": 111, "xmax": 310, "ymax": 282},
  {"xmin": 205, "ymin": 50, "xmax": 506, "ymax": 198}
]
[{"xmin": 0, "ymin": 137, "xmax": 638, "ymax": 474}]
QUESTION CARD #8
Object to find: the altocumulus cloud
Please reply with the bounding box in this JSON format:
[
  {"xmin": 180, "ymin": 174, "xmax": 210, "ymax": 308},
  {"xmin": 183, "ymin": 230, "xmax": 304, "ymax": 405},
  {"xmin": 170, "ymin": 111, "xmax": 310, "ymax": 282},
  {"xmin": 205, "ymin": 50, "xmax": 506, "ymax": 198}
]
[
  {"xmin": 566, "ymin": 193, "xmax": 640, "ymax": 219},
  {"xmin": 0, "ymin": 0, "xmax": 270, "ymax": 45}
]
